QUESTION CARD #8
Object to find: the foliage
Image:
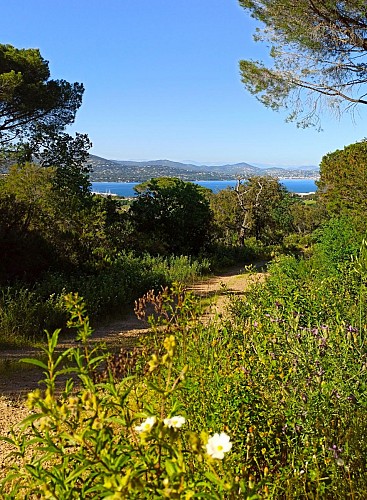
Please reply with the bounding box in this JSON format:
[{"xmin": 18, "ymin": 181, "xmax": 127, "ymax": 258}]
[
  {"xmin": 210, "ymin": 176, "xmax": 295, "ymax": 246},
  {"xmin": 129, "ymin": 177, "xmax": 213, "ymax": 255},
  {"xmin": 0, "ymin": 293, "xmax": 242, "ymax": 499},
  {"xmin": 226, "ymin": 274, "xmax": 367, "ymax": 496},
  {"xmin": 22, "ymin": 130, "xmax": 92, "ymax": 199},
  {"xmin": 209, "ymin": 188, "xmax": 243, "ymax": 245},
  {"xmin": 0, "ymin": 44, "xmax": 83, "ymax": 145},
  {"xmin": 206, "ymin": 238, "xmax": 272, "ymax": 270},
  {"xmin": 234, "ymin": 176, "xmax": 295, "ymax": 245},
  {"xmin": 0, "ymin": 44, "xmax": 94, "ymax": 280},
  {"xmin": 318, "ymin": 139, "xmax": 367, "ymax": 215},
  {"xmin": 313, "ymin": 216, "xmax": 366, "ymax": 275},
  {"xmin": 0, "ymin": 287, "xmax": 66, "ymax": 346},
  {"xmin": 0, "ymin": 253, "xmax": 210, "ymax": 344},
  {"xmin": 289, "ymin": 197, "xmax": 327, "ymax": 234},
  {"xmin": 210, "ymin": 188, "xmax": 246, "ymax": 247},
  {"xmin": 238, "ymin": 0, "xmax": 367, "ymax": 127},
  {"xmin": 0, "ymin": 43, "xmax": 92, "ymax": 212},
  {"xmin": 4, "ymin": 236, "xmax": 367, "ymax": 497},
  {"xmin": 0, "ymin": 165, "xmax": 128, "ymax": 281},
  {"xmin": 220, "ymin": 238, "xmax": 367, "ymax": 496}
]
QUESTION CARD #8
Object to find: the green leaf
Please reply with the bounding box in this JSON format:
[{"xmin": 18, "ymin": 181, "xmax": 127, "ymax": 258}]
[
  {"xmin": 204, "ymin": 471, "xmax": 223, "ymax": 487},
  {"xmin": 0, "ymin": 436, "xmax": 16, "ymax": 446},
  {"xmin": 53, "ymin": 348, "xmax": 74, "ymax": 369},
  {"xmin": 20, "ymin": 358, "xmax": 48, "ymax": 370},
  {"xmin": 165, "ymin": 459, "xmax": 179, "ymax": 477},
  {"xmin": 147, "ymin": 381, "xmax": 166, "ymax": 394},
  {"xmin": 17, "ymin": 413, "xmax": 43, "ymax": 429}
]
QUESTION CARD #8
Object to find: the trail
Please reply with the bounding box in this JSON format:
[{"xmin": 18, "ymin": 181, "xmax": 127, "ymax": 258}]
[
  {"xmin": 0, "ymin": 263, "xmax": 267, "ymax": 470},
  {"xmin": 0, "ymin": 263, "xmax": 266, "ymax": 397}
]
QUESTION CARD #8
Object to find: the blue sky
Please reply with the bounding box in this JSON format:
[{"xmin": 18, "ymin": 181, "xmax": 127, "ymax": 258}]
[{"xmin": 1, "ymin": 0, "xmax": 367, "ymax": 166}]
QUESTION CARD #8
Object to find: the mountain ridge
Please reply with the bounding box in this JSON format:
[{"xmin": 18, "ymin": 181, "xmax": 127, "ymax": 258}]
[{"xmin": 88, "ymin": 155, "xmax": 319, "ymax": 182}]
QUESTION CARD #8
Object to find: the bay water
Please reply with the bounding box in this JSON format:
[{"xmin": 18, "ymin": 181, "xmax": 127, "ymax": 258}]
[{"xmin": 91, "ymin": 179, "xmax": 318, "ymax": 197}]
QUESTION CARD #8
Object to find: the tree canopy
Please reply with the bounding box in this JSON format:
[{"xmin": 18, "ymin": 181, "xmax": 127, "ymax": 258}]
[
  {"xmin": 0, "ymin": 44, "xmax": 91, "ymax": 198},
  {"xmin": 130, "ymin": 177, "xmax": 213, "ymax": 255},
  {"xmin": 210, "ymin": 176, "xmax": 295, "ymax": 245},
  {"xmin": 0, "ymin": 44, "xmax": 84, "ymax": 145},
  {"xmin": 318, "ymin": 139, "xmax": 367, "ymax": 214},
  {"xmin": 239, "ymin": 1, "xmax": 367, "ymax": 127},
  {"xmin": 235, "ymin": 176, "xmax": 295, "ymax": 244}
]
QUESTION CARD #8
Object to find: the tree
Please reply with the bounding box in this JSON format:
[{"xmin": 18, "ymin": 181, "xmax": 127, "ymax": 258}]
[
  {"xmin": 0, "ymin": 44, "xmax": 92, "ymax": 199},
  {"xmin": 232, "ymin": 176, "xmax": 294, "ymax": 244},
  {"xmin": 0, "ymin": 164, "xmax": 124, "ymax": 281},
  {"xmin": 290, "ymin": 200, "xmax": 326, "ymax": 234},
  {"xmin": 19, "ymin": 131, "xmax": 92, "ymax": 199},
  {"xmin": 238, "ymin": 1, "xmax": 367, "ymax": 127},
  {"xmin": 209, "ymin": 188, "xmax": 243, "ymax": 245},
  {"xmin": 129, "ymin": 177, "xmax": 213, "ymax": 255},
  {"xmin": 0, "ymin": 163, "xmax": 58, "ymax": 280},
  {"xmin": 318, "ymin": 139, "xmax": 367, "ymax": 214},
  {"xmin": 0, "ymin": 44, "xmax": 83, "ymax": 145}
]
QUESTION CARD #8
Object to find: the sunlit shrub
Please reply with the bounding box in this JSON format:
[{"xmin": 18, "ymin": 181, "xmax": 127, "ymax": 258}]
[
  {"xmin": 0, "ymin": 292, "xmax": 252, "ymax": 499},
  {"xmin": 0, "ymin": 253, "xmax": 210, "ymax": 343}
]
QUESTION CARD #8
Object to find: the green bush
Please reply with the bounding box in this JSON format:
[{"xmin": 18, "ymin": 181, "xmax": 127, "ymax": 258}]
[
  {"xmin": 0, "ymin": 287, "xmax": 66, "ymax": 345},
  {"xmin": 313, "ymin": 216, "xmax": 365, "ymax": 275},
  {"xmin": 0, "ymin": 253, "xmax": 211, "ymax": 344},
  {"xmin": 3, "ymin": 250, "xmax": 367, "ymax": 497},
  {"xmin": 0, "ymin": 293, "xmax": 247, "ymax": 499},
  {"xmin": 206, "ymin": 238, "xmax": 271, "ymax": 271}
]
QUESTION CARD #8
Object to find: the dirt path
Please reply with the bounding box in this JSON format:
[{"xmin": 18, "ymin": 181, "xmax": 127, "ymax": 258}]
[
  {"xmin": 0, "ymin": 263, "xmax": 266, "ymax": 458},
  {"xmin": 0, "ymin": 262, "xmax": 266, "ymax": 395}
]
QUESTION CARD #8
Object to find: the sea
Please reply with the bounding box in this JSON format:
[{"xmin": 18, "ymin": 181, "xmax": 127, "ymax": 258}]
[{"xmin": 91, "ymin": 179, "xmax": 318, "ymax": 198}]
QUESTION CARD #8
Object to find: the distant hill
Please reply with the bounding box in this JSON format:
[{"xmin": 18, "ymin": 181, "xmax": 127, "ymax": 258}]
[{"xmin": 88, "ymin": 155, "xmax": 319, "ymax": 182}]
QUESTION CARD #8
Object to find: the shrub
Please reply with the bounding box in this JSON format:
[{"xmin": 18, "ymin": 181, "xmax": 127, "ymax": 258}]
[
  {"xmin": 3, "ymin": 262, "xmax": 367, "ymax": 497},
  {"xmin": 0, "ymin": 253, "xmax": 211, "ymax": 345},
  {"xmin": 0, "ymin": 293, "xmax": 249, "ymax": 499}
]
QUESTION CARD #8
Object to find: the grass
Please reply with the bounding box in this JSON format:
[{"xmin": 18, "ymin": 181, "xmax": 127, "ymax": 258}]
[{"xmin": 2, "ymin": 237, "xmax": 367, "ymax": 497}]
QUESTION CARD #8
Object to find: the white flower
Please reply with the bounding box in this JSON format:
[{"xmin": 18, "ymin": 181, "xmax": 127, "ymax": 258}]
[
  {"xmin": 134, "ymin": 416, "xmax": 156, "ymax": 434},
  {"xmin": 206, "ymin": 432, "xmax": 232, "ymax": 459},
  {"xmin": 164, "ymin": 415, "xmax": 186, "ymax": 429}
]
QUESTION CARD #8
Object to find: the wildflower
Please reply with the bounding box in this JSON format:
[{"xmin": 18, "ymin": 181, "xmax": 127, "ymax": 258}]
[
  {"xmin": 148, "ymin": 354, "xmax": 159, "ymax": 372},
  {"xmin": 329, "ymin": 444, "xmax": 342, "ymax": 459},
  {"xmin": 135, "ymin": 416, "xmax": 156, "ymax": 434},
  {"xmin": 164, "ymin": 415, "xmax": 186, "ymax": 429},
  {"xmin": 347, "ymin": 324, "xmax": 358, "ymax": 333},
  {"xmin": 27, "ymin": 389, "xmax": 41, "ymax": 409},
  {"xmin": 163, "ymin": 335, "xmax": 176, "ymax": 357},
  {"xmin": 206, "ymin": 432, "xmax": 232, "ymax": 459}
]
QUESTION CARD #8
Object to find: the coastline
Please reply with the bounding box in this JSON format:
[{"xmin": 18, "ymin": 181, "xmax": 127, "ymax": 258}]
[{"xmin": 91, "ymin": 178, "xmax": 318, "ymax": 197}]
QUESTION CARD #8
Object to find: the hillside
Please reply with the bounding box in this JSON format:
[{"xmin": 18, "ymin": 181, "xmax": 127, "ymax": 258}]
[{"xmin": 88, "ymin": 155, "xmax": 319, "ymax": 182}]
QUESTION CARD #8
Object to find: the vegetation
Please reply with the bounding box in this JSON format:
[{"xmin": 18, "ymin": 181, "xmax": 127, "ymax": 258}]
[
  {"xmin": 129, "ymin": 177, "xmax": 213, "ymax": 255},
  {"xmin": 3, "ymin": 41, "xmax": 367, "ymax": 498},
  {"xmin": 0, "ymin": 44, "xmax": 83, "ymax": 146},
  {"xmin": 239, "ymin": 1, "xmax": 367, "ymax": 127},
  {"xmin": 318, "ymin": 139, "xmax": 367, "ymax": 215},
  {"xmin": 3, "ymin": 233, "xmax": 367, "ymax": 497}
]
